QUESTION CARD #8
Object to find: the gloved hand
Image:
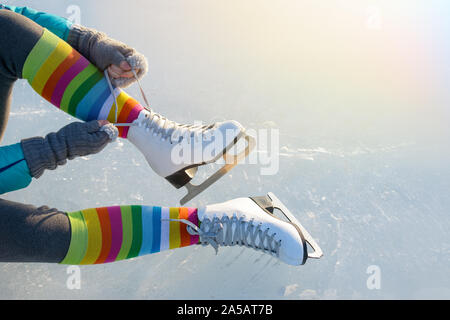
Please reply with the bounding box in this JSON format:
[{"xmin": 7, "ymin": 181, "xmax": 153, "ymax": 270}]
[
  {"xmin": 21, "ymin": 120, "xmax": 118, "ymax": 178},
  {"xmin": 67, "ymin": 24, "xmax": 148, "ymax": 88}
]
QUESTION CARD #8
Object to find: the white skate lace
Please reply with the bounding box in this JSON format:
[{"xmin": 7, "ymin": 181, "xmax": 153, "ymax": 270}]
[
  {"xmin": 104, "ymin": 68, "xmax": 213, "ymax": 143},
  {"xmin": 165, "ymin": 216, "xmax": 281, "ymax": 258},
  {"xmin": 139, "ymin": 111, "xmax": 212, "ymax": 144}
]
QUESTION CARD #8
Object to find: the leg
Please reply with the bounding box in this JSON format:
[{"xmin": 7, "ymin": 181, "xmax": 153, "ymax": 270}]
[
  {"xmin": 0, "ymin": 198, "xmax": 199, "ymax": 264},
  {"xmin": 0, "ymin": 10, "xmax": 142, "ymax": 138},
  {"xmin": 0, "ymin": 194, "xmax": 319, "ymax": 266}
]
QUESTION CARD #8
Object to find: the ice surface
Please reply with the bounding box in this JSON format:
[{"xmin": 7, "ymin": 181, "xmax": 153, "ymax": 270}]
[{"xmin": 1, "ymin": 0, "xmax": 449, "ymax": 299}]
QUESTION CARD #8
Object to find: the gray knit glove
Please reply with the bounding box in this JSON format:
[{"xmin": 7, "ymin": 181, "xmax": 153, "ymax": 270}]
[
  {"xmin": 67, "ymin": 24, "xmax": 148, "ymax": 88},
  {"xmin": 21, "ymin": 121, "xmax": 116, "ymax": 178}
]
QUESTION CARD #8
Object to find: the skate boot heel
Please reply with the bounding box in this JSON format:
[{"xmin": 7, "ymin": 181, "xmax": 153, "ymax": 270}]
[{"xmin": 165, "ymin": 167, "xmax": 198, "ymax": 189}]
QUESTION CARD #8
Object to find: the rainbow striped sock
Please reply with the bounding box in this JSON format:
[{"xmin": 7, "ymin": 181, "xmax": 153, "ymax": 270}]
[
  {"xmin": 22, "ymin": 28, "xmax": 143, "ymax": 138},
  {"xmin": 60, "ymin": 205, "xmax": 199, "ymax": 265}
]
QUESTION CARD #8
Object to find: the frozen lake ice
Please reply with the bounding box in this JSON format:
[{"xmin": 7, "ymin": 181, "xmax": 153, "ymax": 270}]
[{"xmin": 1, "ymin": 0, "xmax": 449, "ymax": 299}]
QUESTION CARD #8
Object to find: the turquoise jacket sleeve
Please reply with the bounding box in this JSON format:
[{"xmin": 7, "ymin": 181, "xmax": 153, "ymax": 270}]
[
  {"xmin": 0, "ymin": 4, "xmax": 73, "ymax": 40},
  {"xmin": 0, "ymin": 143, "xmax": 32, "ymax": 194}
]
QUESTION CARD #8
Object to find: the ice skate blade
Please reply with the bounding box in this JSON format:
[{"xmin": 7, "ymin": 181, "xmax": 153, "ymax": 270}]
[
  {"xmin": 267, "ymin": 192, "xmax": 323, "ymax": 260},
  {"xmin": 179, "ymin": 132, "xmax": 256, "ymax": 205}
]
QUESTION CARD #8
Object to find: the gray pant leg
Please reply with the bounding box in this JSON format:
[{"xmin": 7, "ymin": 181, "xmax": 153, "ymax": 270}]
[
  {"xmin": 0, "ymin": 198, "xmax": 71, "ymax": 263},
  {"xmin": 0, "ymin": 9, "xmax": 44, "ymax": 141}
]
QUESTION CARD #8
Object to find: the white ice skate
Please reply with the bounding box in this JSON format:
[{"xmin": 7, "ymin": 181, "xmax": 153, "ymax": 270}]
[
  {"xmin": 105, "ymin": 69, "xmax": 255, "ymax": 205},
  {"xmin": 127, "ymin": 110, "xmax": 255, "ymax": 205},
  {"xmin": 171, "ymin": 192, "xmax": 323, "ymax": 266}
]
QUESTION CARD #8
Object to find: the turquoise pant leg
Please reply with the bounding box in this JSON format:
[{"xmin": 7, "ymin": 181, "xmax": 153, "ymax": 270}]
[
  {"xmin": 0, "ymin": 143, "xmax": 32, "ymax": 194},
  {"xmin": 1, "ymin": 4, "xmax": 72, "ymax": 40}
]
